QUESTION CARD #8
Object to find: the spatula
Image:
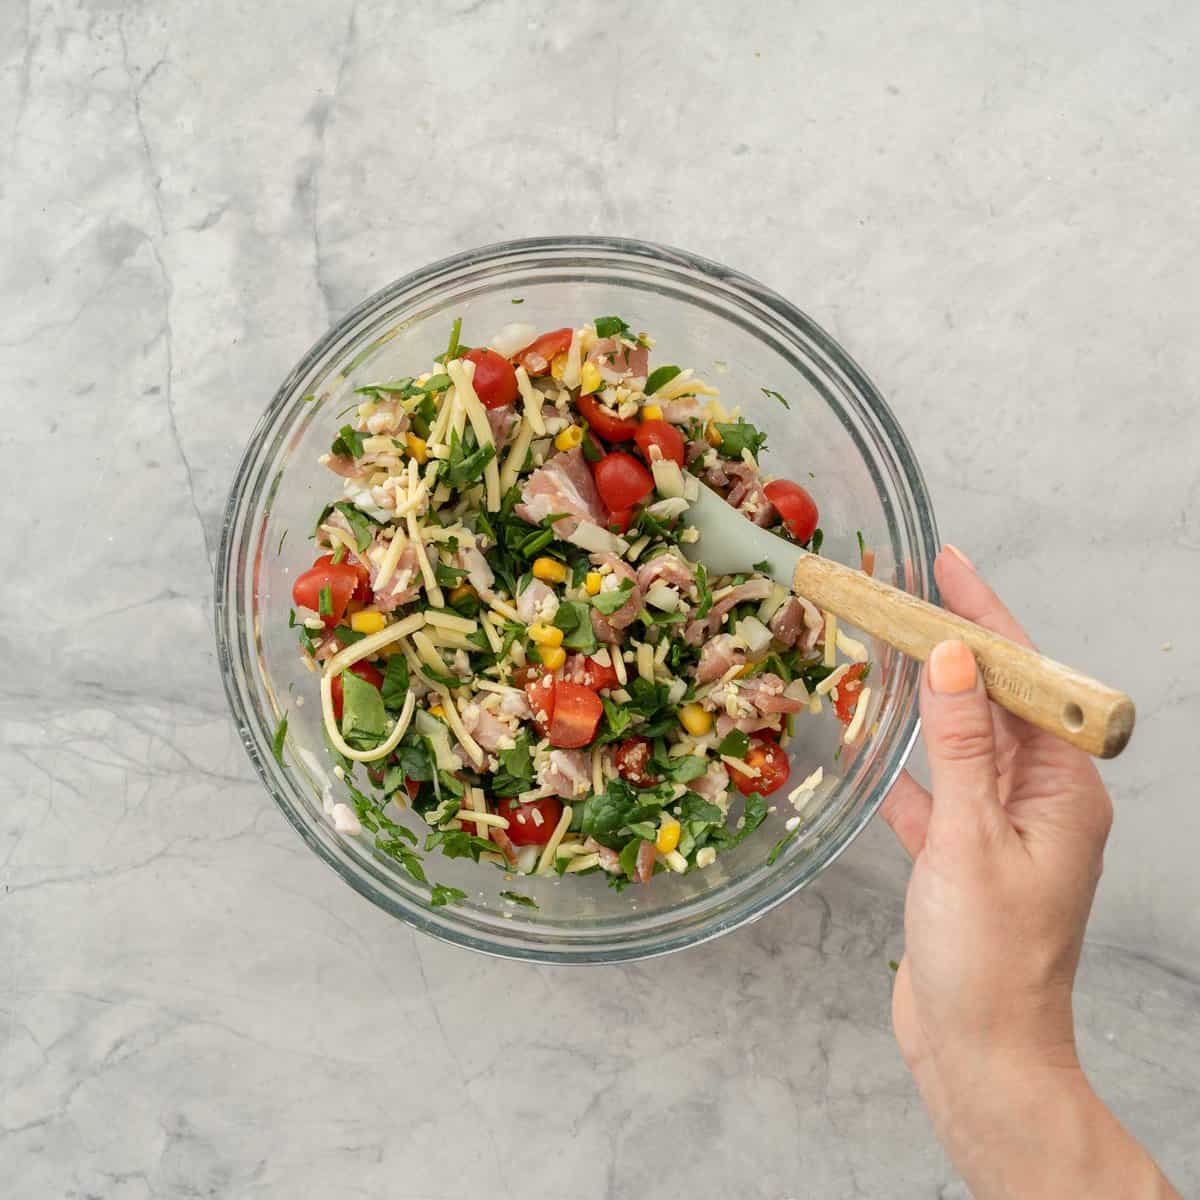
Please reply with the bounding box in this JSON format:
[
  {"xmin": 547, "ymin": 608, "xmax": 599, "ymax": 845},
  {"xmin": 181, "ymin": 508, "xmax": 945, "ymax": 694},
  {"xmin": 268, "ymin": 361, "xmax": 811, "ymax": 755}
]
[{"xmin": 678, "ymin": 482, "xmax": 1135, "ymax": 758}]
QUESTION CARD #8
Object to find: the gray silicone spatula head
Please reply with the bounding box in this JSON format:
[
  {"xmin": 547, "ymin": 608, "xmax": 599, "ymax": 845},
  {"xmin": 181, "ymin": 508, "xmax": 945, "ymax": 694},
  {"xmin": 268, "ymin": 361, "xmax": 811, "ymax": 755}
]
[{"xmin": 678, "ymin": 481, "xmax": 806, "ymax": 588}]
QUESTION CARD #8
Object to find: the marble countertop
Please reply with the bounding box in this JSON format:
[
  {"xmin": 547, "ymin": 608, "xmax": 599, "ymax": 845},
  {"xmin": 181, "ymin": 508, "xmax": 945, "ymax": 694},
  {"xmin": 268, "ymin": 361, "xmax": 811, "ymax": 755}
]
[{"xmin": 3, "ymin": 1, "xmax": 1198, "ymax": 1195}]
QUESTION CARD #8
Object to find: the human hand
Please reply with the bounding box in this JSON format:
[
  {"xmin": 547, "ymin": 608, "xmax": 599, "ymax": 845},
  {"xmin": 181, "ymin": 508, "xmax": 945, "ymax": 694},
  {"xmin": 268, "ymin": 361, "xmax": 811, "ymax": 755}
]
[{"xmin": 881, "ymin": 547, "xmax": 1178, "ymax": 1199}]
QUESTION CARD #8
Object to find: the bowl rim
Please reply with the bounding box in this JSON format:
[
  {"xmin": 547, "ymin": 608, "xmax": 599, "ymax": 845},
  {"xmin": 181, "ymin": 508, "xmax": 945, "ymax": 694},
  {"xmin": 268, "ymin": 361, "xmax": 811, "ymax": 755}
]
[{"xmin": 215, "ymin": 235, "xmax": 938, "ymax": 964}]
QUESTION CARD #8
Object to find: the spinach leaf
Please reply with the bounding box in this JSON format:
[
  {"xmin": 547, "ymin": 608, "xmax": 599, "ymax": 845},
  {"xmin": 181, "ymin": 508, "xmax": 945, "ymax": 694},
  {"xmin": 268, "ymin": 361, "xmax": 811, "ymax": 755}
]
[
  {"xmin": 717, "ymin": 729, "xmax": 750, "ymax": 759},
  {"xmin": 340, "ymin": 670, "xmax": 389, "ymax": 750},
  {"xmin": 591, "ymin": 578, "xmax": 634, "ymax": 615},
  {"xmin": 645, "ymin": 364, "xmax": 681, "ymax": 395},
  {"xmin": 331, "ymin": 424, "xmax": 365, "ymax": 459},
  {"xmin": 441, "ymin": 428, "xmax": 496, "ymax": 488},
  {"xmin": 618, "ymin": 837, "xmax": 648, "ymax": 879},
  {"xmin": 712, "ymin": 419, "xmax": 767, "ymax": 460},
  {"xmin": 491, "ymin": 735, "xmax": 535, "ymax": 797},
  {"xmin": 424, "ymin": 828, "xmax": 496, "ymax": 861},
  {"xmin": 430, "ymin": 884, "xmax": 467, "ymax": 907},
  {"xmin": 679, "ymin": 793, "xmax": 724, "ymax": 824},
  {"xmin": 332, "ymin": 501, "xmax": 378, "ymax": 551},
  {"xmin": 554, "ymin": 599, "xmax": 598, "ymax": 654},
  {"xmin": 380, "ymin": 655, "xmax": 410, "ymax": 711},
  {"xmin": 593, "ymin": 315, "xmax": 631, "ymax": 339},
  {"xmin": 695, "ymin": 562, "xmax": 713, "ymax": 619}
]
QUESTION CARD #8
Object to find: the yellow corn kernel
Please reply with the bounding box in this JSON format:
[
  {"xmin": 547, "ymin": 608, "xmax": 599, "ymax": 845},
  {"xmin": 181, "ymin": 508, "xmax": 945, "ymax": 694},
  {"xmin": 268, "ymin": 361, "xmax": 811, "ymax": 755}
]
[
  {"xmin": 540, "ymin": 645, "xmax": 567, "ymax": 672},
  {"xmin": 405, "ymin": 433, "xmax": 428, "ymax": 464},
  {"xmin": 532, "ymin": 556, "xmax": 567, "ymax": 584},
  {"xmin": 428, "ymin": 704, "xmax": 446, "ymax": 720},
  {"xmin": 579, "ymin": 360, "xmax": 602, "ymax": 395},
  {"xmin": 641, "ymin": 403, "xmax": 663, "ymax": 422},
  {"xmin": 655, "ymin": 819, "xmax": 681, "ymax": 856},
  {"xmin": 679, "ymin": 703, "xmax": 713, "ymax": 736},
  {"xmin": 550, "ymin": 352, "xmax": 568, "ymax": 380},
  {"xmin": 528, "ymin": 623, "xmax": 564, "ymax": 648},
  {"xmin": 448, "ymin": 583, "xmax": 476, "ymax": 604},
  {"xmin": 554, "ymin": 424, "xmax": 584, "ymax": 452},
  {"xmin": 704, "ymin": 420, "xmax": 723, "ymax": 447},
  {"xmin": 584, "ymin": 571, "xmax": 602, "ymax": 596},
  {"xmin": 350, "ymin": 609, "xmax": 387, "ymax": 635}
]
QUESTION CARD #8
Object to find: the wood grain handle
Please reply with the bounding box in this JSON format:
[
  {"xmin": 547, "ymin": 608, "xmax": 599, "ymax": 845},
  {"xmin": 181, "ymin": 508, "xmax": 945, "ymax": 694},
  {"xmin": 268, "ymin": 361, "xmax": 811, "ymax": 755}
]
[{"xmin": 793, "ymin": 555, "xmax": 1135, "ymax": 759}]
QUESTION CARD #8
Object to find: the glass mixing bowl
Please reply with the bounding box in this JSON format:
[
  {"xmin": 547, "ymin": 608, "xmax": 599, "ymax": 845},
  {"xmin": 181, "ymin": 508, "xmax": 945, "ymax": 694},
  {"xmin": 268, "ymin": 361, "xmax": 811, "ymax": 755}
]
[{"xmin": 215, "ymin": 237, "xmax": 938, "ymax": 963}]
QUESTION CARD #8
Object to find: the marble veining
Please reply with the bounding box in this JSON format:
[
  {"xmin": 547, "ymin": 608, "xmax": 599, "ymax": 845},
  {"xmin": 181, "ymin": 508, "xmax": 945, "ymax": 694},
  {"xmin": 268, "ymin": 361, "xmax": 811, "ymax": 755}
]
[{"xmin": 2, "ymin": 1, "xmax": 1198, "ymax": 1195}]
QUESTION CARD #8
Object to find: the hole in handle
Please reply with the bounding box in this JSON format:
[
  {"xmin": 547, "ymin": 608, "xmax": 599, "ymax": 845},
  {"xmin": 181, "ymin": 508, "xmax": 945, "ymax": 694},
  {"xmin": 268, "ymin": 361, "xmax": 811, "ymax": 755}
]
[{"xmin": 1062, "ymin": 702, "xmax": 1084, "ymax": 733}]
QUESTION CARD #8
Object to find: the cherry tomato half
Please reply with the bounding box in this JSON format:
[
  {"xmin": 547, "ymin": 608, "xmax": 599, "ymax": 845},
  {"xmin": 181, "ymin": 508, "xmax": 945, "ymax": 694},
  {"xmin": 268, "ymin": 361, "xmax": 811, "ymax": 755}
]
[
  {"xmin": 514, "ymin": 328, "xmax": 573, "ymax": 377},
  {"xmin": 293, "ymin": 555, "xmax": 368, "ymax": 627},
  {"xmin": 577, "ymin": 392, "xmax": 638, "ymax": 442},
  {"xmin": 518, "ymin": 668, "xmax": 557, "ymax": 739},
  {"xmin": 633, "ymin": 419, "xmax": 685, "ymax": 467},
  {"xmin": 614, "ymin": 736, "xmax": 660, "ymax": 787},
  {"xmin": 500, "ymin": 796, "xmax": 565, "ymax": 846},
  {"xmin": 763, "ymin": 479, "xmax": 819, "ymax": 545},
  {"xmin": 833, "ymin": 663, "xmax": 869, "ymax": 725},
  {"xmin": 548, "ymin": 682, "xmax": 603, "ymax": 749},
  {"xmin": 593, "ymin": 452, "xmax": 654, "ymax": 513},
  {"xmin": 330, "ymin": 660, "xmax": 384, "ymax": 723},
  {"xmin": 732, "ymin": 735, "xmax": 791, "ymax": 797},
  {"xmin": 606, "ymin": 507, "xmax": 634, "ymax": 535},
  {"xmin": 563, "ymin": 653, "xmax": 620, "ymax": 692},
  {"xmin": 463, "ymin": 347, "xmax": 519, "ymax": 409}
]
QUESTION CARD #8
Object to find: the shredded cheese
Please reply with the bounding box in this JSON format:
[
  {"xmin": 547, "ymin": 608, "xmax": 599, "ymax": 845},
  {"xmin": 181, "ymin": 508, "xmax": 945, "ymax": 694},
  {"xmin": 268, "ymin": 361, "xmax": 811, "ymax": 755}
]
[
  {"xmin": 535, "ymin": 804, "xmax": 574, "ymax": 875},
  {"xmin": 320, "ymin": 679, "xmax": 416, "ymax": 763},
  {"xmin": 514, "ymin": 365, "xmax": 546, "ymax": 435},
  {"xmin": 373, "ymin": 527, "xmax": 409, "ymax": 591},
  {"xmin": 843, "ymin": 686, "xmax": 871, "ymax": 745},
  {"xmin": 815, "ymin": 662, "xmax": 853, "ymax": 696},
  {"xmin": 426, "ymin": 610, "xmax": 477, "ymax": 635},
  {"xmin": 562, "ymin": 329, "xmax": 583, "ymax": 390},
  {"xmin": 322, "ymin": 612, "xmax": 426, "ymax": 676},
  {"xmin": 564, "ymin": 852, "xmax": 601, "ymax": 873},
  {"xmin": 722, "ymin": 754, "xmax": 760, "ymax": 778},
  {"xmin": 823, "ymin": 611, "xmax": 838, "ymax": 667},
  {"xmin": 455, "ymin": 810, "xmax": 510, "ymax": 829},
  {"xmin": 636, "ymin": 643, "xmax": 655, "ymax": 683},
  {"xmin": 591, "ymin": 745, "xmax": 605, "ymax": 796},
  {"xmin": 836, "ymin": 629, "xmax": 870, "ymax": 663},
  {"xmin": 499, "ymin": 416, "xmax": 534, "ymax": 493},
  {"xmin": 431, "ymin": 686, "xmax": 485, "ymax": 767},
  {"xmin": 447, "ymin": 358, "xmax": 501, "ymax": 512}
]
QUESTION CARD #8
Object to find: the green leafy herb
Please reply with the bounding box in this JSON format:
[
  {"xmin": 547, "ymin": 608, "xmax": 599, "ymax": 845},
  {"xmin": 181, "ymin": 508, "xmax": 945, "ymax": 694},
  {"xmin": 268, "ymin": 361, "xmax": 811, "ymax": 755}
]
[
  {"xmin": 339, "ymin": 669, "xmax": 389, "ymax": 750},
  {"xmin": 761, "ymin": 387, "xmax": 790, "ymax": 410},
  {"xmin": 271, "ymin": 712, "xmax": 288, "ymax": 765},
  {"xmin": 330, "ymin": 544, "xmax": 346, "ymax": 565},
  {"xmin": 431, "ymin": 884, "xmax": 467, "ymax": 907},
  {"xmin": 441, "ymin": 429, "xmax": 497, "ymax": 489},
  {"xmin": 590, "ymin": 578, "xmax": 634, "ymax": 616},
  {"xmin": 664, "ymin": 755, "xmax": 707, "ymax": 784},
  {"xmin": 492, "ymin": 735, "xmax": 535, "ymax": 797},
  {"xmin": 581, "ymin": 428, "xmax": 604, "ymax": 463},
  {"xmin": 421, "ymin": 373, "xmax": 452, "ymax": 393},
  {"xmin": 317, "ymin": 585, "xmax": 333, "ymax": 617},
  {"xmin": 499, "ymin": 890, "xmax": 539, "ymax": 909},
  {"xmin": 856, "ymin": 530, "xmax": 866, "ymax": 557},
  {"xmin": 712, "ymin": 419, "xmax": 767, "ymax": 460},
  {"xmin": 679, "ymin": 793, "xmax": 724, "ymax": 824},
  {"xmin": 331, "ymin": 424, "xmax": 365, "ymax": 459},
  {"xmin": 380, "ymin": 655, "xmax": 410, "ymax": 711},
  {"xmin": 695, "ymin": 562, "xmax": 713, "ymax": 619},
  {"xmin": 439, "ymin": 316, "xmax": 463, "ymax": 364},
  {"xmin": 618, "ymin": 837, "xmax": 648, "ymax": 879},
  {"xmin": 751, "ymin": 558, "xmax": 773, "ymax": 574},
  {"xmin": 330, "ymin": 624, "xmax": 366, "ymax": 647},
  {"xmin": 277, "ymin": 528, "xmax": 288, "ymax": 555},
  {"xmin": 553, "ymin": 599, "xmax": 598, "ymax": 654},
  {"xmin": 717, "ymin": 729, "xmax": 750, "ymax": 759},
  {"xmin": 645, "ymin": 364, "xmax": 682, "ymax": 395},
  {"xmin": 809, "ymin": 528, "xmax": 824, "ymax": 555},
  {"xmin": 889, "ymin": 959, "xmax": 900, "ymax": 972},
  {"xmin": 332, "ymin": 502, "xmax": 378, "ymax": 552},
  {"xmin": 593, "ymin": 315, "xmax": 632, "ymax": 339},
  {"xmin": 510, "ymin": 297, "xmax": 525, "ymax": 305},
  {"xmin": 424, "ymin": 827, "xmax": 496, "ymax": 861},
  {"xmin": 434, "ymin": 559, "xmax": 468, "ymax": 588},
  {"xmin": 344, "ymin": 781, "xmax": 428, "ymax": 883},
  {"xmin": 580, "ymin": 779, "xmax": 641, "ymax": 847},
  {"xmin": 767, "ymin": 827, "xmax": 800, "ymax": 865},
  {"xmin": 288, "ymin": 607, "xmax": 297, "ymax": 628},
  {"xmin": 599, "ymin": 696, "xmax": 633, "ymax": 742}
]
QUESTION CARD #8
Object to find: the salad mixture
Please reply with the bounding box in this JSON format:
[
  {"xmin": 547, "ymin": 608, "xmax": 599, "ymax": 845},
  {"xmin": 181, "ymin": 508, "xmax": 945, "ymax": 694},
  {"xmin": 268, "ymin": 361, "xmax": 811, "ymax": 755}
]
[{"xmin": 282, "ymin": 317, "xmax": 873, "ymax": 905}]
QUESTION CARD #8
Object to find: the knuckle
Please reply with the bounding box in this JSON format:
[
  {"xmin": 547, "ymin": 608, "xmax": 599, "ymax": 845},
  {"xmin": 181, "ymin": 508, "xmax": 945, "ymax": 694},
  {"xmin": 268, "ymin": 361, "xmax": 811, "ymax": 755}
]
[{"xmin": 933, "ymin": 718, "xmax": 995, "ymax": 764}]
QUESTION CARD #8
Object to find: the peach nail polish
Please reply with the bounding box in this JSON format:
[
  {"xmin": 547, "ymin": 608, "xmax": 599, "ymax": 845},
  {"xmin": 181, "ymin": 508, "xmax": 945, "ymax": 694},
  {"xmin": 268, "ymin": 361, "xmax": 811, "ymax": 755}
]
[
  {"xmin": 944, "ymin": 543, "xmax": 974, "ymax": 571},
  {"xmin": 929, "ymin": 640, "xmax": 977, "ymax": 694}
]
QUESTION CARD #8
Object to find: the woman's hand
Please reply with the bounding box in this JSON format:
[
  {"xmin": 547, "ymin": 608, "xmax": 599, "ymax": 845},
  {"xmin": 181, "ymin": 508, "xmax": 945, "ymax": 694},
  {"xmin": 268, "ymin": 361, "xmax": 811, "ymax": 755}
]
[{"xmin": 881, "ymin": 547, "xmax": 1179, "ymax": 1199}]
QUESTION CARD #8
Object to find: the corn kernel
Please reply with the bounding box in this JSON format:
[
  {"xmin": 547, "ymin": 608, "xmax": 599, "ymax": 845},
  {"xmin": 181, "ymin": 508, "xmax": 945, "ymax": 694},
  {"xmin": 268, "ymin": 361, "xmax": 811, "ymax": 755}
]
[
  {"xmin": 554, "ymin": 425, "xmax": 584, "ymax": 452},
  {"xmin": 579, "ymin": 361, "xmax": 602, "ymax": 395},
  {"xmin": 350, "ymin": 609, "xmax": 387, "ymax": 635},
  {"xmin": 540, "ymin": 645, "xmax": 567, "ymax": 672},
  {"xmin": 405, "ymin": 433, "xmax": 428, "ymax": 464},
  {"xmin": 679, "ymin": 703, "xmax": 713, "ymax": 736},
  {"xmin": 584, "ymin": 571, "xmax": 602, "ymax": 596},
  {"xmin": 550, "ymin": 352, "xmax": 568, "ymax": 380},
  {"xmin": 532, "ymin": 556, "xmax": 567, "ymax": 584},
  {"xmin": 655, "ymin": 819, "xmax": 681, "ymax": 855},
  {"xmin": 428, "ymin": 704, "xmax": 446, "ymax": 720},
  {"xmin": 528, "ymin": 623, "xmax": 564, "ymax": 648},
  {"xmin": 704, "ymin": 420, "xmax": 723, "ymax": 448},
  {"xmin": 641, "ymin": 403, "xmax": 663, "ymax": 422},
  {"xmin": 448, "ymin": 583, "xmax": 476, "ymax": 604}
]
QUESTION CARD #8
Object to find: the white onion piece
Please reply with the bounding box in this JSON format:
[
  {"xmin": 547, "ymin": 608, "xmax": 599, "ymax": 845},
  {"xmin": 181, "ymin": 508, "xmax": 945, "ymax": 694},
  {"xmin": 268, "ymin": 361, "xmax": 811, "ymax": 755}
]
[{"xmin": 489, "ymin": 322, "xmax": 538, "ymax": 358}]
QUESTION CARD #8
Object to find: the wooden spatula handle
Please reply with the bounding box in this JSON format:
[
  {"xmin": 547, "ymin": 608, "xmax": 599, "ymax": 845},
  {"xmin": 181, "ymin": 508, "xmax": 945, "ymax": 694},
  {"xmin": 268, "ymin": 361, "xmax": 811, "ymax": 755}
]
[{"xmin": 793, "ymin": 555, "xmax": 1135, "ymax": 759}]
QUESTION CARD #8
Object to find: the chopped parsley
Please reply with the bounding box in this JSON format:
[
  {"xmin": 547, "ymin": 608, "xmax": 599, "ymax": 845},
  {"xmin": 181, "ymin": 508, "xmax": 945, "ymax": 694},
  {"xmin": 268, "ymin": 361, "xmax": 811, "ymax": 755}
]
[
  {"xmin": 499, "ymin": 890, "xmax": 539, "ymax": 909},
  {"xmin": 593, "ymin": 315, "xmax": 632, "ymax": 339},
  {"xmin": 430, "ymin": 884, "xmax": 467, "ymax": 907},
  {"xmin": 761, "ymin": 387, "xmax": 790, "ymax": 410},
  {"xmin": 330, "ymin": 424, "xmax": 365, "ymax": 459},
  {"xmin": 712, "ymin": 419, "xmax": 768, "ymax": 460}
]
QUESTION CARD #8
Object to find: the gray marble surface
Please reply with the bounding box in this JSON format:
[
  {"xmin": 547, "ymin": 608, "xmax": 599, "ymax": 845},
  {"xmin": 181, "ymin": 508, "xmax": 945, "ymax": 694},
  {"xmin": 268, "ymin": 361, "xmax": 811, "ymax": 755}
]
[{"xmin": 2, "ymin": 1, "xmax": 1198, "ymax": 1196}]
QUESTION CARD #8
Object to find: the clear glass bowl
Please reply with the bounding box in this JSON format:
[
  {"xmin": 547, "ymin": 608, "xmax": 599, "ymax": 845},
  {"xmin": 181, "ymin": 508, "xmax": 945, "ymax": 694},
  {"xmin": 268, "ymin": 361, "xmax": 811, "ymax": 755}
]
[{"xmin": 215, "ymin": 237, "xmax": 938, "ymax": 963}]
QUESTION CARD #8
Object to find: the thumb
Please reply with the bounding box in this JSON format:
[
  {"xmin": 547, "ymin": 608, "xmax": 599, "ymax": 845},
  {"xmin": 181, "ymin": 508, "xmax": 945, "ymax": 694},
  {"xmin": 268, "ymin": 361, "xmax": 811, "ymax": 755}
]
[{"xmin": 920, "ymin": 640, "xmax": 1010, "ymax": 849}]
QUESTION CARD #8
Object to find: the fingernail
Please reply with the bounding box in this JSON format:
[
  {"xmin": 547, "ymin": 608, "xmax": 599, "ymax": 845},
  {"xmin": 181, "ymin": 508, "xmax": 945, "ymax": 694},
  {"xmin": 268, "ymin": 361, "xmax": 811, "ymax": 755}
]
[
  {"xmin": 929, "ymin": 640, "xmax": 977, "ymax": 694},
  {"xmin": 944, "ymin": 543, "xmax": 975, "ymax": 571}
]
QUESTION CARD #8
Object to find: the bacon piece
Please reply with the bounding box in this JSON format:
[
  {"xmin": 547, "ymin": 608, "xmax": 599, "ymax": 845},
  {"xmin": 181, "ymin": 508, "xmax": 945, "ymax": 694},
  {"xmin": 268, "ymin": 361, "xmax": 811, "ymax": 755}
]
[
  {"xmin": 538, "ymin": 748, "xmax": 592, "ymax": 799},
  {"xmin": 515, "ymin": 447, "xmax": 606, "ymax": 536},
  {"xmin": 684, "ymin": 579, "xmax": 774, "ymax": 645},
  {"xmin": 697, "ymin": 634, "xmax": 747, "ymax": 683}
]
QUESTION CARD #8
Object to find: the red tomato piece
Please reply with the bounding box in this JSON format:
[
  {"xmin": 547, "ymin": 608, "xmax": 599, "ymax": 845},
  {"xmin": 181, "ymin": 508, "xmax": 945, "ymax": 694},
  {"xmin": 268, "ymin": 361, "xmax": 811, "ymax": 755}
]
[
  {"xmin": 519, "ymin": 667, "xmax": 557, "ymax": 738},
  {"xmin": 293, "ymin": 555, "xmax": 366, "ymax": 627},
  {"xmin": 564, "ymin": 653, "xmax": 619, "ymax": 691},
  {"xmin": 500, "ymin": 796, "xmax": 564, "ymax": 846},
  {"xmin": 763, "ymin": 479, "xmax": 819, "ymax": 544},
  {"xmin": 577, "ymin": 392, "xmax": 638, "ymax": 442},
  {"xmin": 463, "ymin": 348, "xmax": 519, "ymax": 409},
  {"xmin": 514, "ymin": 328, "xmax": 573, "ymax": 377},
  {"xmin": 732, "ymin": 735, "xmax": 791, "ymax": 796},
  {"xmin": 329, "ymin": 660, "xmax": 384, "ymax": 723},
  {"xmin": 613, "ymin": 736, "xmax": 660, "ymax": 787},
  {"xmin": 633, "ymin": 419, "xmax": 685, "ymax": 467},
  {"xmin": 832, "ymin": 663, "xmax": 869, "ymax": 725},
  {"xmin": 548, "ymin": 682, "xmax": 603, "ymax": 749},
  {"xmin": 593, "ymin": 452, "xmax": 654, "ymax": 512},
  {"xmin": 606, "ymin": 507, "xmax": 634, "ymax": 534}
]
